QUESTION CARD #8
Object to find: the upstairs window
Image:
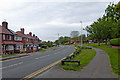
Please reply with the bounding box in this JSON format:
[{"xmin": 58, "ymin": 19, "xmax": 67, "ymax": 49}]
[
  {"xmin": 7, "ymin": 35, "xmax": 11, "ymax": 40},
  {"xmin": 3, "ymin": 34, "xmax": 5, "ymax": 40},
  {"xmin": 14, "ymin": 36, "xmax": 22, "ymax": 41}
]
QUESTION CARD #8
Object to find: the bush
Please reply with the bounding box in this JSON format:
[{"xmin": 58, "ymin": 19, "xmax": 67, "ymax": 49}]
[
  {"xmin": 110, "ymin": 38, "xmax": 120, "ymax": 46},
  {"xmin": 20, "ymin": 51, "xmax": 26, "ymax": 54}
]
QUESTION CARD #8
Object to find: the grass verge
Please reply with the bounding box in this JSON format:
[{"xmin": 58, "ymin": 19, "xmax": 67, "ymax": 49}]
[
  {"xmin": 2, "ymin": 54, "xmax": 17, "ymax": 58},
  {"xmin": 59, "ymin": 48, "xmax": 96, "ymax": 72},
  {"xmin": 103, "ymin": 48, "xmax": 120, "ymax": 75}
]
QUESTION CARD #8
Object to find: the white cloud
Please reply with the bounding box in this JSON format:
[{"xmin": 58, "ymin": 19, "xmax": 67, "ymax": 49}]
[{"xmin": 0, "ymin": 1, "xmax": 119, "ymax": 41}]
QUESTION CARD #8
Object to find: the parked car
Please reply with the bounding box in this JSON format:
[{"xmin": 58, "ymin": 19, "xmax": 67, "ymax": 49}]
[
  {"xmin": 41, "ymin": 45, "xmax": 47, "ymax": 48},
  {"xmin": 52, "ymin": 44, "xmax": 57, "ymax": 46}
]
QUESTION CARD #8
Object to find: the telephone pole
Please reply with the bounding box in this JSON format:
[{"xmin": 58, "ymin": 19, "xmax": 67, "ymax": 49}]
[{"xmin": 80, "ymin": 21, "xmax": 83, "ymax": 48}]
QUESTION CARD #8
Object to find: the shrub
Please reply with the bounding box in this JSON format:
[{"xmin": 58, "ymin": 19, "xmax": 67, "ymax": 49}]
[{"xmin": 110, "ymin": 38, "xmax": 120, "ymax": 46}]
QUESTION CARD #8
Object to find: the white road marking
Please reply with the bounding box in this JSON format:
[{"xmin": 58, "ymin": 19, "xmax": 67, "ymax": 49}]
[
  {"xmin": 0, "ymin": 62, "xmax": 23, "ymax": 69},
  {"xmin": 35, "ymin": 55, "xmax": 49, "ymax": 59}
]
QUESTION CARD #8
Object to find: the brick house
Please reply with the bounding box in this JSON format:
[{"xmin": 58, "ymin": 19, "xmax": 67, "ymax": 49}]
[
  {"xmin": 0, "ymin": 21, "xmax": 23, "ymax": 54},
  {"xmin": 0, "ymin": 21, "xmax": 41, "ymax": 55},
  {"xmin": 0, "ymin": 26, "xmax": 2, "ymax": 54}
]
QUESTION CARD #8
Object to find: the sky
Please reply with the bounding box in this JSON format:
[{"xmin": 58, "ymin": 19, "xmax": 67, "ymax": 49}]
[{"xmin": 0, "ymin": 0, "xmax": 119, "ymax": 41}]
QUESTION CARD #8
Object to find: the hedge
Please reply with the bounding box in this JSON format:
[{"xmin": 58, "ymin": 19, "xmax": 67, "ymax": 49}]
[{"xmin": 110, "ymin": 38, "xmax": 120, "ymax": 46}]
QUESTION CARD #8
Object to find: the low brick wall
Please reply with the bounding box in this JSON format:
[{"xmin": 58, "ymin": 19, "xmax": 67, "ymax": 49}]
[{"xmin": 112, "ymin": 46, "xmax": 120, "ymax": 49}]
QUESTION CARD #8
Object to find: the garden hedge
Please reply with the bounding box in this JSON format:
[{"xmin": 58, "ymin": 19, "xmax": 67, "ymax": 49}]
[{"xmin": 110, "ymin": 38, "xmax": 120, "ymax": 46}]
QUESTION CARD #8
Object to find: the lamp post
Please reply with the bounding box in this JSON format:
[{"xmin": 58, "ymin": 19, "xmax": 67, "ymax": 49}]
[
  {"xmin": 58, "ymin": 33, "xmax": 59, "ymax": 46},
  {"xmin": 80, "ymin": 21, "xmax": 82, "ymax": 48}
]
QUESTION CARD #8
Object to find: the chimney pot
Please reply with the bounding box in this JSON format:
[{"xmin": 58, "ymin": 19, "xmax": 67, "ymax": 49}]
[
  {"xmin": 2, "ymin": 21, "xmax": 8, "ymax": 29},
  {"xmin": 33, "ymin": 34, "xmax": 35, "ymax": 37},
  {"xmin": 21, "ymin": 28, "xmax": 24, "ymax": 34},
  {"xmin": 29, "ymin": 32, "xmax": 32, "ymax": 36}
]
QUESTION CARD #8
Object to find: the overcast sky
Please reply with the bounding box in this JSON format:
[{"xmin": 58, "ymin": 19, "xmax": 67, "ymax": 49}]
[{"xmin": 0, "ymin": 0, "xmax": 119, "ymax": 41}]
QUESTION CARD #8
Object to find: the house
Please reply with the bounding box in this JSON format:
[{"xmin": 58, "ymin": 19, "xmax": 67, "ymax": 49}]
[
  {"xmin": 16, "ymin": 28, "xmax": 27, "ymax": 52},
  {"xmin": 0, "ymin": 26, "xmax": 2, "ymax": 54},
  {"xmin": 0, "ymin": 21, "xmax": 23, "ymax": 54},
  {"xmin": 0, "ymin": 21, "xmax": 41, "ymax": 55}
]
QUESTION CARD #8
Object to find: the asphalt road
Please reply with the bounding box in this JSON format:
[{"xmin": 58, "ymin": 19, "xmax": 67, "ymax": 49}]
[{"xmin": 2, "ymin": 45, "xmax": 75, "ymax": 78}]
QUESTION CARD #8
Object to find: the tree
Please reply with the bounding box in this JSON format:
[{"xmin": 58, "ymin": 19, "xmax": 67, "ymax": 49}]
[
  {"xmin": 85, "ymin": 2, "xmax": 120, "ymax": 46},
  {"xmin": 70, "ymin": 31, "xmax": 79, "ymax": 38}
]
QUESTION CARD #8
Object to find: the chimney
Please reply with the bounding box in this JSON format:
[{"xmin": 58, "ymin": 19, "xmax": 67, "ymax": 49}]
[
  {"xmin": 36, "ymin": 36, "xmax": 37, "ymax": 38},
  {"xmin": 21, "ymin": 28, "xmax": 24, "ymax": 34},
  {"xmin": 33, "ymin": 34, "xmax": 35, "ymax": 37},
  {"xmin": 2, "ymin": 21, "xmax": 8, "ymax": 29},
  {"xmin": 29, "ymin": 32, "xmax": 32, "ymax": 36}
]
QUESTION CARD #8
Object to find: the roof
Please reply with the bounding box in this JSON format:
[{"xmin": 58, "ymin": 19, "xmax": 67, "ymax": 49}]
[
  {"xmin": 26, "ymin": 34, "xmax": 34, "ymax": 39},
  {"xmin": 0, "ymin": 25, "xmax": 13, "ymax": 35},
  {"xmin": 8, "ymin": 29, "xmax": 18, "ymax": 35},
  {"xmin": 16, "ymin": 31, "xmax": 27, "ymax": 38}
]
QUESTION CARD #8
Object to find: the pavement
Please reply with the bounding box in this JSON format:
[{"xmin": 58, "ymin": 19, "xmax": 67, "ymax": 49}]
[
  {"xmin": 0, "ymin": 46, "xmax": 59, "ymax": 61},
  {"xmin": 36, "ymin": 46, "xmax": 118, "ymax": 78},
  {"xmin": 2, "ymin": 45, "xmax": 75, "ymax": 78}
]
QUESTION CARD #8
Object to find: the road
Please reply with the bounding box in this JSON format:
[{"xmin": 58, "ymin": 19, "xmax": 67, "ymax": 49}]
[{"xmin": 2, "ymin": 45, "xmax": 75, "ymax": 79}]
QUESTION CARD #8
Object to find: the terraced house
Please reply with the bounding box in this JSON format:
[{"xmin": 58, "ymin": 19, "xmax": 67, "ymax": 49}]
[{"xmin": 0, "ymin": 21, "xmax": 41, "ymax": 55}]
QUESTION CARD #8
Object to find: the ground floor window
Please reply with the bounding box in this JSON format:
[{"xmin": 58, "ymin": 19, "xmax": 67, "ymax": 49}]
[
  {"xmin": 6, "ymin": 45, "xmax": 14, "ymax": 51},
  {"xmin": 33, "ymin": 45, "xmax": 36, "ymax": 48},
  {"xmin": 16, "ymin": 44, "xmax": 23, "ymax": 50}
]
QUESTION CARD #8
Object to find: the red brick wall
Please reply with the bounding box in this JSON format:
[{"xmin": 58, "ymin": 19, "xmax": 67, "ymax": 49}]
[
  {"xmin": 0, "ymin": 28, "xmax": 2, "ymax": 54},
  {"xmin": 112, "ymin": 46, "xmax": 120, "ymax": 49}
]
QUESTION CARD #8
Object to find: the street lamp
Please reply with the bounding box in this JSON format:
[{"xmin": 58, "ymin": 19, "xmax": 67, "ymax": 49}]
[{"xmin": 80, "ymin": 21, "xmax": 83, "ymax": 48}]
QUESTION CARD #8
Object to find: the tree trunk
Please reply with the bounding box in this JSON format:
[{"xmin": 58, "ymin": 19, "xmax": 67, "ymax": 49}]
[
  {"xmin": 105, "ymin": 39, "xmax": 107, "ymax": 45},
  {"xmin": 108, "ymin": 38, "xmax": 110, "ymax": 48},
  {"xmin": 98, "ymin": 41, "xmax": 100, "ymax": 46}
]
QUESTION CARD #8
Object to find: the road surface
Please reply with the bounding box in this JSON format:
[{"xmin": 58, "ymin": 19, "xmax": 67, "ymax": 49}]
[{"xmin": 2, "ymin": 45, "xmax": 75, "ymax": 79}]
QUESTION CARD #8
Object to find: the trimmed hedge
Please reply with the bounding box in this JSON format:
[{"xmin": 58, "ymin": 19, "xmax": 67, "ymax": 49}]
[{"xmin": 110, "ymin": 38, "xmax": 120, "ymax": 46}]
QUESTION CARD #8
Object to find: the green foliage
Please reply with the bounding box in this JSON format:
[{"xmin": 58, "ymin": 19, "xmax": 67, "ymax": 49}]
[
  {"xmin": 20, "ymin": 51, "xmax": 26, "ymax": 53},
  {"xmin": 2, "ymin": 54, "xmax": 17, "ymax": 58},
  {"xmin": 38, "ymin": 48, "xmax": 46, "ymax": 51},
  {"xmin": 85, "ymin": 2, "xmax": 120, "ymax": 46},
  {"xmin": 88, "ymin": 43, "xmax": 108, "ymax": 49},
  {"xmin": 55, "ymin": 36, "xmax": 70, "ymax": 45},
  {"xmin": 110, "ymin": 38, "xmax": 120, "ymax": 46}
]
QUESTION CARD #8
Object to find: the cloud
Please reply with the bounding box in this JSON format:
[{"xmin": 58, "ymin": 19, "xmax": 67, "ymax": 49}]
[{"xmin": 0, "ymin": 1, "xmax": 118, "ymax": 41}]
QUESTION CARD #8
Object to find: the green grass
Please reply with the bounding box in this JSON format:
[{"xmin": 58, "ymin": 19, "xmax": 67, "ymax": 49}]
[
  {"xmin": 103, "ymin": 48, "xmax": 120, "ymax": 75},
  {"xmin": 60, "ymin": 49, "xmax": 96, "ymax": 72},
  {"xmin": 38, "ymin": 48, "xmax": 46, "ymax": 51},
  {"xmin": 87, "ymin": 43, "xmax": 108, "ymax": 49},
  {"xmin": 2, "ymin": 54, "xmax": 17, "ymax": 58},
  {"xmin": 86, "ymin": 43, "xmax": 120, "ymax": 75}
]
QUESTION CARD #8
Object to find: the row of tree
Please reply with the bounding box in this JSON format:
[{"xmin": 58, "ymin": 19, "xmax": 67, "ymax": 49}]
[
  {"xmin": 54, "ymin": 31, "xmax": 87, "ymax": 45},
  {"xmin": 85, "ymin": 2, "xmax": 120, "ymax": 46}
]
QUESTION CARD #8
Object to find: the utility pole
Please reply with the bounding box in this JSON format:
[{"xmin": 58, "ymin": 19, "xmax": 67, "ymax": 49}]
[
  {"xmin": 58, "ymin": 33, "xmax": 59, "ymax": 46},
  {"xmin": 58, "ymin": 33, "xmax": 59, "ymax": 40},
  {"xmin": 80, "ymin": 21, "xmax": 83, "ymax": 48}
]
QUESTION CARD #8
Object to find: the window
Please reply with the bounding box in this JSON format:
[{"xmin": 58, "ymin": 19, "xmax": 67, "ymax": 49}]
[
  {"xmin": 14, "ymin": 36, "xmax": 22, "ymax": 41},
  {"xmin": 27, "ymin": 38, "xmax": 28, "ymax": 42},
  {"xmin": 6, "ymin": 45, "xmax": 14, "ymax": 50},
  {"xmin": 34, "ymin": 45, "xmax": 36, "ymax": 48},
  {"xmin": 7, "ymin": 35, "xmax": 11, "ymax": 40},
  {"xmin": 16, "ymin": 44, "xmax": 23, "ymax": 50},
  {"xmin": 3, "ymin": 34, "xmax": 5, "ymax": 40}
]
